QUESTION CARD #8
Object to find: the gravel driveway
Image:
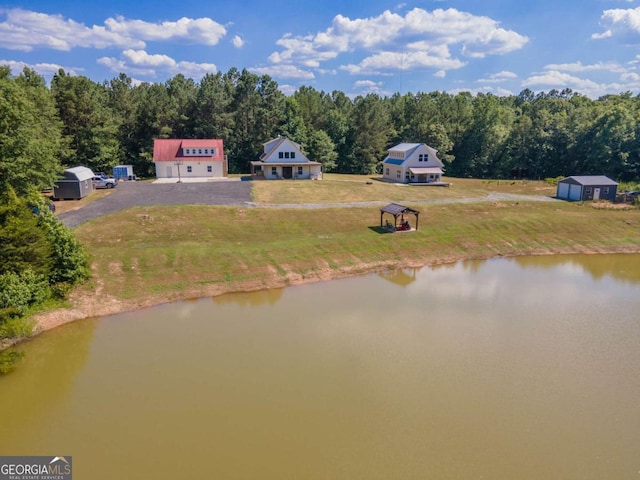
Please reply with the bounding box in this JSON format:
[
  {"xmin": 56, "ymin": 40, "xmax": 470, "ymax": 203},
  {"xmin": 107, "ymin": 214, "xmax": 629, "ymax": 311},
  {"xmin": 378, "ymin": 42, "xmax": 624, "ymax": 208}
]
[
  {"xmin": 59, "ymin": 179, "xmax": 557, "ymax": 228},
  {"xmin": 58, "ymin": 180, "xmax": 253, "ymax": 227}
]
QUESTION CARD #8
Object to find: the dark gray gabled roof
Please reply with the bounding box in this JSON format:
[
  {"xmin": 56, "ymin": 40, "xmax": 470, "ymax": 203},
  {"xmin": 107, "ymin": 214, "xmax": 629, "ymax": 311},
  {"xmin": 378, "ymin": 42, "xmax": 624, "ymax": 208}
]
[
  {"xmin": 380, "ymin": 203, "xmax": 420, "ymax": 215},
  {"xmin": 560, "ymin": 175, "xmax": 618, "ymax": 186}
]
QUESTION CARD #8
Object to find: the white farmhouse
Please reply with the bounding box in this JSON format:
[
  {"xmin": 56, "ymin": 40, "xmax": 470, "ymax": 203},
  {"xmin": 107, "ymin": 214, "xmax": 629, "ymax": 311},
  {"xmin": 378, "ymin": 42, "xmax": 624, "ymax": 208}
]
[
  {"xmin": 382, "ymin": 143, "xmax": 445, "ymax": 184},
  {"xmin": 250, "ymin": 136, "xmax": 322, "ymax": 180}
]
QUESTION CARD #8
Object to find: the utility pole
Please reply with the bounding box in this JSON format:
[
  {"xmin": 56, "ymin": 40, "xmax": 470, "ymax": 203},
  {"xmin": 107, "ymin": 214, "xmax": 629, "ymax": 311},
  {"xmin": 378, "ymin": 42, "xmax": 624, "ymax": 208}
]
[{"xmin": 174, "ymin": 160, "xmax": 183, "ymax": 183}]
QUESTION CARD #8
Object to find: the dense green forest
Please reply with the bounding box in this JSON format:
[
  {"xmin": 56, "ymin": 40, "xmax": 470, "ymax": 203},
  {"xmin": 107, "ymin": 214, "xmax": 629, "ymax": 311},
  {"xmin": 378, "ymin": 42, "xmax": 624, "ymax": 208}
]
[
  {"xmin": 0, "ymin": 66, "xmax": 90, "ymax": 372},
  {"xmin": 3, "ymin": 65, "xmax": 640, "ymax": 189}
]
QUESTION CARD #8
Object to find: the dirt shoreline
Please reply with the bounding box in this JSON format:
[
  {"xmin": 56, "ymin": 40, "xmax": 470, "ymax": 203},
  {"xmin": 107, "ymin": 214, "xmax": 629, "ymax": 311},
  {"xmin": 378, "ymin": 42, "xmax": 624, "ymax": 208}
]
[{"xmin": 0, "ymin": 246, "xmax": 635, "ymax": 351}]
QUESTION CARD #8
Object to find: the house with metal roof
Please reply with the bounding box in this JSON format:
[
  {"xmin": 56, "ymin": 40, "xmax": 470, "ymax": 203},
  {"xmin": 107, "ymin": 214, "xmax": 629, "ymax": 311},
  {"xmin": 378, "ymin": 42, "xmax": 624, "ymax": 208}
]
[
  {"xmin": 556, "ymin": 175, "xmax": 618, "ymax": 201},
  {"xmin": 382, "ymin": 143, "xmax": 445, "ymax": 184},
  {"xmin": 250, "ymin": 136, "xmax": 322, "ymax": 180},
  {"xmin": 153, "ymin": 139, "xmax": 227, "ymax": 180}
]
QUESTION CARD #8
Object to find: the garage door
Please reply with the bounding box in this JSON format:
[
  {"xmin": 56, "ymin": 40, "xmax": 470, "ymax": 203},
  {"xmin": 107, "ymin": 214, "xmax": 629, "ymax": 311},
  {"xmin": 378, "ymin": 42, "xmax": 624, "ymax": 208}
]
[
  {"xmin": 568, "ymin": 183, "xmax": 582, "ymax": 201},
  {"xmin": 557, "ymin": 182, "xmax": 570, "ymax": 199}
]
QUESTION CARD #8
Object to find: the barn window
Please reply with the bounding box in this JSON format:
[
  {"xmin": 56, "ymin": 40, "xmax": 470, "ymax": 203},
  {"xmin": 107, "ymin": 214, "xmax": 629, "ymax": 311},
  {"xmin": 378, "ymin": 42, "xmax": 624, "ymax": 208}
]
[
  {"xmin": 586, "ymin": 187, "xmax": 592, "ymax": 194},
  {"xmin": 207, "ymin": 166, "xmax": 212, "ymax": 173},
  {"xmin": 603, "ymin": 187, "xmax": 609, "ymax": 194},
  {"xmin": 385, "ymin": 168, "xmax": 390, "ymax": 175},
  {"xmin": 187, "ymin": 166, "xmax": 192, "ymax": 173}
]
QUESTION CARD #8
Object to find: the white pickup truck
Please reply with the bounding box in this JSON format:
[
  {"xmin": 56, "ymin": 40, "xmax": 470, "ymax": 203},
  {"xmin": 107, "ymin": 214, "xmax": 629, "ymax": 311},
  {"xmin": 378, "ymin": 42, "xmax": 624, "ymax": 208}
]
[{"xmin": 92, "ymin": 173, "xmax": 117, "ymax": 189}]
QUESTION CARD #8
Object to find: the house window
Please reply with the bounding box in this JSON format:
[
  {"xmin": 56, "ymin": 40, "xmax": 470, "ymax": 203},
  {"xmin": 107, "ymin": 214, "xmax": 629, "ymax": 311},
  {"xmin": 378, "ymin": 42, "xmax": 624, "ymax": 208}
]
[
  {"xmin": 211, "ymin": 148, "xmax": 217, "ymax": 156},
  {"xmin": 271, "ymin": 166, "xmax": 277, "ymax": 175},
  {"xmin": 586, "ymin": 188, "xmax": 592, "ymax": 194},
  {"xmin": 397, "ymin": 171, "xmax": 401, "ymax": 179},
  {"xmin": 185, "ymin": 149, "xmax": 190, "ymax": 155},
  {"xmin": 207, "ymin": 166, "xmax": 212, "ymax": 173},
  {"xmin": 385, "ymin": 168, "xmax": 390, "ymax": 175},
  {"xmin": 603, "ymin": 187, "xmax": 609, "ymax": 194},
  {"xmin": 291, "ymin": 152, "xmax": 296, "ymax": 159},
  {"xmin": 187, "ymin": 166, "xmax": 192, "ymax": 173},
  {"xmin": 297, "ymin": 166, "xmax": 303, "ymax": 176},
  {"xmin": 279, "ymin": 152, "xmax": 284, "ymax": 159},
  {"xmin": 285, "ymin": 152, "xmax": 290, "ymax": 159}
]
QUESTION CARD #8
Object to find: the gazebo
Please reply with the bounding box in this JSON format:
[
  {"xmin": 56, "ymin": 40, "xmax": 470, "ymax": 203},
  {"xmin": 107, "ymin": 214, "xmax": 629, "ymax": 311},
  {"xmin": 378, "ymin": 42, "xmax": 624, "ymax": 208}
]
[{"xmin": 380, "ymin": 203, "xmax": 420, "ymax": 231}]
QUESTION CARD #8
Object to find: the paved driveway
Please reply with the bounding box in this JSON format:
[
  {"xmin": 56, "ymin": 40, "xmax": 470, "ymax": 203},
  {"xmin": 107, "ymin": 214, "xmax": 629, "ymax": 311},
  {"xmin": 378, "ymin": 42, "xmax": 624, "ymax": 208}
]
[{"xmin": 59, "ymin": 180, "xmax": 253, "ymax": 227}]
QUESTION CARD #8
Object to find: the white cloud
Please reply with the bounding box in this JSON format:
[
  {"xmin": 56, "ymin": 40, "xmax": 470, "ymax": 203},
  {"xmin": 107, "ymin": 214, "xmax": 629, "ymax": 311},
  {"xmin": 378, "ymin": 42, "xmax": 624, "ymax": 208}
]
[
  {"xmin": 0, "ymin": 8, "xmax": 226, "ymax": 51},
  {"xmin": 232, "ymin": 35, "xmax": 245, "ymax": 48},
  {"xmin": 521, "ymin": 70, "xmax": 640, "ymax": 97},
  {"xmin": 0, "ymin": 58, "xmax": 80, "ymax": 76},
  {"xmin": 523, "ymin": 71, "xmax": 602, "ymax": 90},
  {"xmin": 250, "ymin": 64, "xmax": 315, "ymax": 79},
  {"xmin": 592, "ymin": 6, "xmax": 640, "ymax": 40},
  {"xmin": 341, "ymin": 50, "xmax": 466, "ymax": 75},
  {"xmin": 267, "ymin": 7, "xmax": 527, "ymax": 76},
  {"xmin": 544, "ymin": 61, "xmax": 626, "ymax": 73},
  {"xmin": 104, "ymin": 16, "xmax": 226, "ymax": 45},
  {"xmin": 98, "ymin": 49, "xmax": 217, "ymax": 78},
  {"xmin": 477, "ymin": 70, "xmax": 517, "ymax": 83},
  {"xmin": 353, "ymin": 79, "xmax": 391, "ymax": 96}
]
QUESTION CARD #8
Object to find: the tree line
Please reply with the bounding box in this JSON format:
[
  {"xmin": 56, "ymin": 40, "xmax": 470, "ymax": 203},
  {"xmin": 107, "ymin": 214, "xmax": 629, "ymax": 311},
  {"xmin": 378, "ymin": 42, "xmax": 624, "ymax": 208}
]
[{"xmin": 3, "ymin": 65, "xmax": 640, "ymax": 192}]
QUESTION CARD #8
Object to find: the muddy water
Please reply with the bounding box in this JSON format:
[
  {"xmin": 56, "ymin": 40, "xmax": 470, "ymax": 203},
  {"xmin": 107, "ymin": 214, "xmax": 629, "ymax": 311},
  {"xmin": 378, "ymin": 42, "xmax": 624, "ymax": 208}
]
[{"xmin": 1, "ymin": 254, "xmax": 639, "ymax": 479}]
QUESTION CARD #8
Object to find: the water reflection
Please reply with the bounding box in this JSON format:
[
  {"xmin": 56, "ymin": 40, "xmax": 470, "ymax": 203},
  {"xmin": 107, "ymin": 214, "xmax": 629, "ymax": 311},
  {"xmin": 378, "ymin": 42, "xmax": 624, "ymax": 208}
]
[
  {"xmin": 0, "ymin": 255, "xmax": 639, "ymax": 480},
  {"xmin": 211, "ymin": 286, "xmax": 285, "ymax": 306},
  {"xmin": 0, "ymin": 318, "xmax": 99, "ymax": 450},
  {"xmin": 513, "ymin": 252, "xmax": 640, "ymax": 283}
]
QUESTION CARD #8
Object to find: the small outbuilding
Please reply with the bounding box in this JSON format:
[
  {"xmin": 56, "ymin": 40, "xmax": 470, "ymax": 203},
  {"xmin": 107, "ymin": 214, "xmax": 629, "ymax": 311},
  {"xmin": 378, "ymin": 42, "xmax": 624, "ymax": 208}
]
[
  {"xmin": 556, "ymin": 176, "xmax": 618, "ymax": 202},
  {"xmin": 380, "ymin": 203, "xmax": 420, "ymax": 232},
  {"xmin": 53, "ymin": 166, "xmax": 94, "ymax": 200},
  {"xmin": 113, "ymin": 165, "xmax": 136, "ymax": 182}
]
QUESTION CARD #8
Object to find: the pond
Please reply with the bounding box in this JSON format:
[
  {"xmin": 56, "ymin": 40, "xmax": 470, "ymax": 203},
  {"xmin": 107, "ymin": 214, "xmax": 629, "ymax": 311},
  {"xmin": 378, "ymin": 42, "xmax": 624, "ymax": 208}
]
[{"xmin": 1, "ymin": 254, "xmax": 639, "ymax": 479}]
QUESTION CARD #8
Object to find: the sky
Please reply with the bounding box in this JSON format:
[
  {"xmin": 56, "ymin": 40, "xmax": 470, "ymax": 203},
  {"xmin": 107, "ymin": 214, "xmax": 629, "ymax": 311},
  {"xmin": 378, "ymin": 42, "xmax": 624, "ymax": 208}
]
[{"xmin": 1, "ymin": 0, "xmax": 640, "ymax": 98}]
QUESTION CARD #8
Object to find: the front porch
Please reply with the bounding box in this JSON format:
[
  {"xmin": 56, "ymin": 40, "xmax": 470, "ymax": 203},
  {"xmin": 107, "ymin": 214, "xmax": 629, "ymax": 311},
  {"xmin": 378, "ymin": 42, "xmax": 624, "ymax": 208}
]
[{"xmin": 250, "ymin": 161, "xmax": 322, "ymax": 180}]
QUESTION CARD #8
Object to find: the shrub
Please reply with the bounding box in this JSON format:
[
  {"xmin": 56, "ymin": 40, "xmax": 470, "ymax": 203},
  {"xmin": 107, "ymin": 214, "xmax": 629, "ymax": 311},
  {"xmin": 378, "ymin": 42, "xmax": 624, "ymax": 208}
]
[
  {"xmin": 0, "ymin": 270, "xmax": 49, "ymax": 314},
  {"xmin": 545, "ymin": 176, "xmax": 564, "ymax": 186},
  {"xmin": 35, "ymin": 208, "xmax": 90, "ymax": 286}
]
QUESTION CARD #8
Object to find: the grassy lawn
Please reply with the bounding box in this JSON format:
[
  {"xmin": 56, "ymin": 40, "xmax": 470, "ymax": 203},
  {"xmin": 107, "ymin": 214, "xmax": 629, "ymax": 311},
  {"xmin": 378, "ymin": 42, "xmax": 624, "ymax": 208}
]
[
  {"xmin": 73, "ymin": 187, "xmax": 640, "ymax": 308},
  {"xmin": 251, "ymin": 175, "xmax": 557, "ymax": 204}
]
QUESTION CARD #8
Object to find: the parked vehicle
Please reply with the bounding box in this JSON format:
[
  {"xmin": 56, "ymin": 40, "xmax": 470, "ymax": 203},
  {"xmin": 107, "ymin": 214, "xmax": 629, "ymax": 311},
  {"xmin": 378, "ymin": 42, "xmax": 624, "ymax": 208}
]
[{"xmin": 92, "ymin": 174, "xmax": 117, "ymax": 189}]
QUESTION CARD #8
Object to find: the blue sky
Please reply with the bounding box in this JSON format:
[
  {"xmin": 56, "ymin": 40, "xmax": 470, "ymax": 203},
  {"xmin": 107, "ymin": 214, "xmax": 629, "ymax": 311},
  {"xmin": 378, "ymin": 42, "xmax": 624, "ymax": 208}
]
[{"xmin": 1, "ymin": 0, "xmax": 640, "ymax": 98}]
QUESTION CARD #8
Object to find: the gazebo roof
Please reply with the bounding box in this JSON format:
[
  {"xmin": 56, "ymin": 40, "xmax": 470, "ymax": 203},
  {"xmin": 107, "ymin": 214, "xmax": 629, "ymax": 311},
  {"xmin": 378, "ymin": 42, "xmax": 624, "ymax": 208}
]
[{"xmin": 380, "ymin": 203, "xmax": 420, "ymax": 215}]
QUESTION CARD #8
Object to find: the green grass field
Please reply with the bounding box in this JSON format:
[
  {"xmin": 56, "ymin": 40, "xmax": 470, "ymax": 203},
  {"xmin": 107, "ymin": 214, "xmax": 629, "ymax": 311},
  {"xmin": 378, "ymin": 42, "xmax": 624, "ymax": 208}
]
[{"xmin": 72, "ymin": 176, "xmax": 640, "ymax": 308}]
